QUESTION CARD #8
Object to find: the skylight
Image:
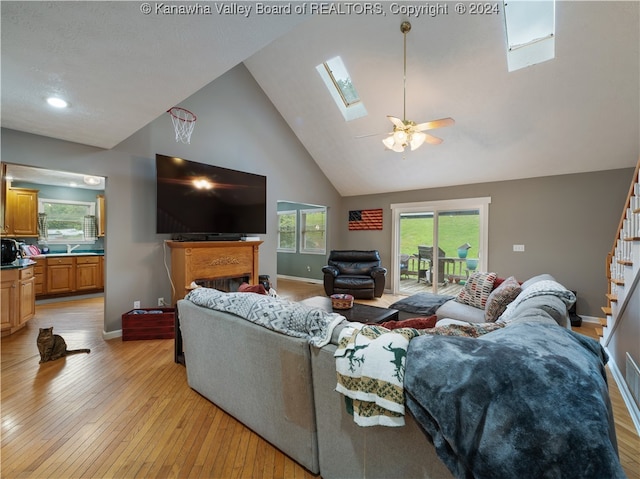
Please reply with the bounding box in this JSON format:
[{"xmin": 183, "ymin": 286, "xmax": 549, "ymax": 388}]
[
  {"xmin": 503, "ymin": 0, "xmax": 555, "ymax": 72},
  {"xmin": 316, "ymin": 56, "xmax": 367, "ymax": 121}
]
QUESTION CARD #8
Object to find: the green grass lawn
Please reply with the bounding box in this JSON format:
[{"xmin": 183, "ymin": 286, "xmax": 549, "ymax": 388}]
[{"xmin": 400, "ymin": 214, "xmax": 480, "ymax": 259}]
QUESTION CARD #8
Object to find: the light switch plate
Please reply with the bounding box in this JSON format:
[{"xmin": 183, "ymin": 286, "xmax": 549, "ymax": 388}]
[{"xmin": 513, "ymin": 244, "xmax": 525, "ymax": 252}]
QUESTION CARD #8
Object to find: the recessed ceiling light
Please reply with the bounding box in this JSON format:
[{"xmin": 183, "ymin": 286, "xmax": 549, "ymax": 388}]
[{"xmin": 47, "ymin": 97, "xmax": 68, "ymax": 108}]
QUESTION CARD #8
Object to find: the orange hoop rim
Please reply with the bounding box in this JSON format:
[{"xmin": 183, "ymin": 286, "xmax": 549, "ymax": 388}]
[{"xmin": 167, "ymin": 107, "xmax": 197, "ymax": 122}]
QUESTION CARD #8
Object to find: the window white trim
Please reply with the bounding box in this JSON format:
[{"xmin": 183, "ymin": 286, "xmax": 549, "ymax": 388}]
[
  {"xmin": 277, "ymin": 210, "xmax": 297, "ymax": 253},
  {"xmin": 300, "ymin": 207, "xmax": 327, "ymax": 255},
  {"xmin": 390, "ymin": 197, "xmax": 491, "ymax": 294}
]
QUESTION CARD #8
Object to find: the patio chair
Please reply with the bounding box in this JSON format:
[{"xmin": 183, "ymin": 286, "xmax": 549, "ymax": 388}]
[
  {"xmin": 417, "ymin": 245, "xmax": 446, "ymax": 285},
  {"xmin": 400, "ymin": 254, "xmax": 411, "ymax": 279}
]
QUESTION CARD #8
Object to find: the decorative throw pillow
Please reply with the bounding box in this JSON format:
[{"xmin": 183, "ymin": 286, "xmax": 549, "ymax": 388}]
[
  {"xmin": 238, "ymin": 282, "xmax": 267, "ymax": 295},
  {"xmin": 378, "ymin": 316, "xmax": 438, "ymax": 330},
  {"xmin": 484, "ymin": 276, "xmax": 521, "ymax": 322},
  {"xmin": 455, "ymin": 272, "xmax": 497, "ymax": 309}
]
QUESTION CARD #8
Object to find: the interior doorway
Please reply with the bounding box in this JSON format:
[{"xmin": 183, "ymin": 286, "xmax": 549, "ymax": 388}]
[{"xmin": 2, "ymin": 162, "xmax": 107, "ymax": 325}]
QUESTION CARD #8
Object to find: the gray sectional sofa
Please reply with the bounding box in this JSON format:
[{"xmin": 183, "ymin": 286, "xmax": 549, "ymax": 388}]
[{"xmin": 176, "ymin": 275, "xmax": 624, "ymax": 479}]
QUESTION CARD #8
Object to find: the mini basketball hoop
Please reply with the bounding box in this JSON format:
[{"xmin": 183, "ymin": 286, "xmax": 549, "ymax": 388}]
[{"xmin": 167, "ymin": 107, "xmax": 197, "ymax": 144}]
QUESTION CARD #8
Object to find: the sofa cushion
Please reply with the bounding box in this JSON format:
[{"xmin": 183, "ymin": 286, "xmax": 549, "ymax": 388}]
[
  {"xmin": 484, "ymin": 276, "xmax": 521, "ymax": 322},
  {"xmin": 436, "ymin": 299, "xmax": 486, "ymax": 324},
  {"xmin": 334, "ymin": 276, "xmax": 375, "ymax": 290},
  {"xmin": 455, "ymin": 272, "xmax": 497, "ymax": 309}
]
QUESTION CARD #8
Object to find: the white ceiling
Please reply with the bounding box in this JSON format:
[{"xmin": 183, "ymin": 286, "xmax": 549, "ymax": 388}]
[{"xmin": 2, "ymin": 2, "xmax": 639, "ymax": 196}]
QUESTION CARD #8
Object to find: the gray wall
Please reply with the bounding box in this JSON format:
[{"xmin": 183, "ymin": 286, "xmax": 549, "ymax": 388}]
[
  {"xmin": 2, "ymin": 63, "xmax": 341, "ymax": 334},
  {"xmin": 339, "ymin": 168, "xmax": 632, "ymax": 318}
]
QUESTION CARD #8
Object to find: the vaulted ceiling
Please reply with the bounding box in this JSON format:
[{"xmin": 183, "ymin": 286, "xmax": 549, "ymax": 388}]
[{"xmin": 2, "ymin": 1, "xmax": 638, "ymax": 196}]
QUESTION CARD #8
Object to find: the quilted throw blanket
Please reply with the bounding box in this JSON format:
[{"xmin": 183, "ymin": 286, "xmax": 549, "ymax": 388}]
[
  {"xmin": 334, "ymin": 323, "xmax": 506, "ymax": 427},
  {"xmin": 404, "ymin": 322, "xmax": 625, "ymax": 479},
  {"xmin": 185, "ymin": 288, "xmax": 344, "ymax": 347},
  {"xmin": 334, "ymin": 324, "xmax": 421, "ymax": 427}
]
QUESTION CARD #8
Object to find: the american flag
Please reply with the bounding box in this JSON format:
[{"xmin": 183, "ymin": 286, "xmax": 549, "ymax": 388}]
[{"xmin": 348, "ymin": 209, "xmax": 383, "ymax": 230}]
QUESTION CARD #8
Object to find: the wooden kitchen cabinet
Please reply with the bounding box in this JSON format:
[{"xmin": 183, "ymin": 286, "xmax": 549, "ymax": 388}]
[
  {"xmin": 1, "ymin": 266, "xmax": 35, "ymax": 336},
  {"xmin": 1, "ymin": 270, "xmax": 18, "ymax": 334},
  {"xmin": 98, "ymin": 255, "xmax": 105, "ymax": 289},
  {"xmin": 47, "ymin": 257, "xmax": 75, "ymax": 294},
  {"xmin": 43, "ymin": 255, "xmax": 104, "ymax": 297},
  {"xmin": 33, "ymin": 258, "xmax": 46, "ymax": 295},
  {"xmin": 5, "ymin": 187, "xmax": 38, "ymax": 237},
  {"xmin": 18, "ymin": 267, "xmax": 35, "ymax": 326},
  {"xmin": 76, "ymin": 256, "xmax": 100, "ymax": 291}
]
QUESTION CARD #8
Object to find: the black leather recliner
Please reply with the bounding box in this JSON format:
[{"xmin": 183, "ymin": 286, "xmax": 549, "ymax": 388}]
[{"xmin": 322, "ymin": 250, "xmax": 387, "ymax": 299}]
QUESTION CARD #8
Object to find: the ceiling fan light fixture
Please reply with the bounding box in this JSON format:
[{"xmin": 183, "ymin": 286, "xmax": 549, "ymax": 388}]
[
  {"xmin": 393, "ymin": 129, "xmax": 407, "ymax": 143},
  {"xmin": 382, "ymin": 21, "xmax": 454, "ymax": 153},
  {"xmin": 410, "ymin": 131, "xmax": 427, "ymax": 150}
]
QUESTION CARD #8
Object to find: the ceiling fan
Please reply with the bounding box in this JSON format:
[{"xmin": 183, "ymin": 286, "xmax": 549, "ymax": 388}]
[{"xmin": 381, "ymin": 21, "xmax": 455, "ymax": 153}]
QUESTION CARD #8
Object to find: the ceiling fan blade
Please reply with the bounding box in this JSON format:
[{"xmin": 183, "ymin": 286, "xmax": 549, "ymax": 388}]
[
  {"xmin": 415, "ymin": 117, "xmax": 455, "ymax": 131},
  {"xmin": 388, "ymin": 116, "xmax": 405, "ymax": 129},
  {"xmin": 424, "ymin": 133, "xmax": 443, "ymax": 145},
  {"xmin": 354, "ymin": 133, "xmax": 383, "ymax": 139}
]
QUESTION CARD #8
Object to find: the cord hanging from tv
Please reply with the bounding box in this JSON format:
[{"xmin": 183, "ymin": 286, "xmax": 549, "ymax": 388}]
[{"xmin": 155, "ymin": 154, "xmax": 267, "ymax": 236}]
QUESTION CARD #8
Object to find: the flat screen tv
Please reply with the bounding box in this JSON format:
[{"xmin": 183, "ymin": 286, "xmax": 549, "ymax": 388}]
[{"xmin": 155, "ymin": 154, "xmax": 266, "ymax": 237}]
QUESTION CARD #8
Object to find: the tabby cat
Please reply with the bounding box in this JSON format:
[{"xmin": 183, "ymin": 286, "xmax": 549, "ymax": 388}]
[{"xmin": 37, "ymin": 327, "xmax": 90, "ymax": 363}]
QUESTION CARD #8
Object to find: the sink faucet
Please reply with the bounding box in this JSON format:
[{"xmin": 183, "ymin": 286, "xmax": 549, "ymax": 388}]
[{"xmin": 66, "ymin": 244, "xmax": 80, "ymax": 254}]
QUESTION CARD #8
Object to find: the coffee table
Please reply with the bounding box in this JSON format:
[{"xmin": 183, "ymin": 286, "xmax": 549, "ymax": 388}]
[{"xmin": 301, "ymin": 296, "xmax": 399, "ymax": 324}]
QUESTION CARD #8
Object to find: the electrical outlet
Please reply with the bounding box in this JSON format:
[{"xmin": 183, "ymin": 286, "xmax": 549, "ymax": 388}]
[
  {"xmin": 158, "ymin": 297, "xmax": 164, "ymax": 306},
  {"xmin": 133, "ymin": 300, "xmax": 141, "ymax": 309},
  {"xmin": 513, "ymin": 244, "xmax": 525, "ymax": 252},
  {"xmin": 306, "ymin": 265, "xmax": 311, "ymax": 272}
]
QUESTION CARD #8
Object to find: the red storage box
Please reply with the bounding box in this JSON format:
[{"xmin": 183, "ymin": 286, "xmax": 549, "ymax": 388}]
[{"xmin": 122, "ymin": 307, "xmax": 175, "ymax": 341}]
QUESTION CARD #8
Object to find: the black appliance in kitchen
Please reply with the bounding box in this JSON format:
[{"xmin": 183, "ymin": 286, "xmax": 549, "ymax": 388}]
[{"xmin": 1, "ymin": 238, "xmax": 19, "ymax": 265}]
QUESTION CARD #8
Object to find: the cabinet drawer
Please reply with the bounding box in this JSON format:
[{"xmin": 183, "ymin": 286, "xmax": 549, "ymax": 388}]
[
  {"xmin": 19, "ymin": 267, "xmax": 34, "ymax": 280},
  {"xmin": 47, "ymin": 257, "xmax": 74, "ymax": 265},
  {"xmin": 76, "ymin": 256, "xmax": 100, "ymax": 264}
]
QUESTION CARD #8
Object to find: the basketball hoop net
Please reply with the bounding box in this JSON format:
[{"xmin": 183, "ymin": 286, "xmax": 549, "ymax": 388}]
[{"xmin": 167, "ymin": 107, "xmax": 197, "ymax": 144}]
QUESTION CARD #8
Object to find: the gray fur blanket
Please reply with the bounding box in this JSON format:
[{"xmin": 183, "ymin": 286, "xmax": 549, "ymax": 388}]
[{"xmin": 404, "ymin": 322, "xmax": 625, "ymax": 479}]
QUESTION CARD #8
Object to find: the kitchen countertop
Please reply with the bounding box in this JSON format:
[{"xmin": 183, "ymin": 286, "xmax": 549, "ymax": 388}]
[
  {"xmin": 1, "ymin": 258, "xmax": 37, "ymax": 270},
  {"xmin": 30, "ymin": 251, "xmax": 105, "ymax": 258},
  {"xmin": 1, "ymin": 252, "xmax": 105, "ymax": 269}
]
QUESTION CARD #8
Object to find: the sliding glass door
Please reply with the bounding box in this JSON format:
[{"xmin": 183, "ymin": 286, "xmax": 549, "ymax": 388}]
[{"xmin": 391, "ymin": 198, "xmax": 491, "ymax": 295}]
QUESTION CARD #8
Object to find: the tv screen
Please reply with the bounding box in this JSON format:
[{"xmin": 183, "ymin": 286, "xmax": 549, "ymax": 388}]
[{"xmin": 155, "ymin": 154, "xmax": 266, "ymax": 236}]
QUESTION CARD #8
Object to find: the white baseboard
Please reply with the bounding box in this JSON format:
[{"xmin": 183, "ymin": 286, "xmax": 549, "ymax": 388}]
[
  {"xmin": 102, "ymin": 329, "xmax": 122, "ymax": 340},
  {"xmin": 276, "ymin": 274, "xmax": 323, "ymax": 285},
  {"xmin": 604, "ymin": 348, "xmax": 640, "ymax": 435},
  {"xmin": 579, "ymin": 315, "xmax": 600, "ymax": 325}
]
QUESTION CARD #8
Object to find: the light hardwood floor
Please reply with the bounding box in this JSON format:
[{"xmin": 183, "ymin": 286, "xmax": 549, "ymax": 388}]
[{"xmin": 1, "ymin": 279, "xmax": 638, "ymax": 479}]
